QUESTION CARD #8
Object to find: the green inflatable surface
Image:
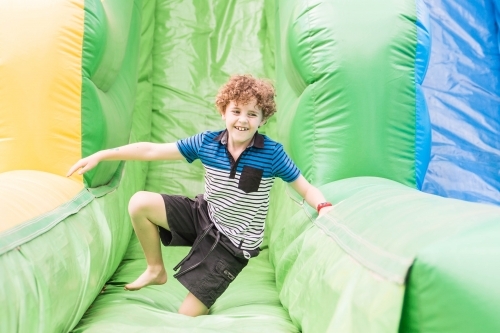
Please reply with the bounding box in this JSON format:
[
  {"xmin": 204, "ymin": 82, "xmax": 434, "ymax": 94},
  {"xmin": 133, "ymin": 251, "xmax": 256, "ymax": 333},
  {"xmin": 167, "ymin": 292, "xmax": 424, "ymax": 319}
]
[{"xmin": 2, "ymin": 0, "xmax": 500, "ymax": 333}]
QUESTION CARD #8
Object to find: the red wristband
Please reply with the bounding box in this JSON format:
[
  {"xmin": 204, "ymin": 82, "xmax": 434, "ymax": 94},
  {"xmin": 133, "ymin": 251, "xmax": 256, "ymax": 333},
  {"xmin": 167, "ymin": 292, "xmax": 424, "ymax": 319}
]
[{"xmin": 317, "ymin": 202, "xmax": 332, "ymax": 213}]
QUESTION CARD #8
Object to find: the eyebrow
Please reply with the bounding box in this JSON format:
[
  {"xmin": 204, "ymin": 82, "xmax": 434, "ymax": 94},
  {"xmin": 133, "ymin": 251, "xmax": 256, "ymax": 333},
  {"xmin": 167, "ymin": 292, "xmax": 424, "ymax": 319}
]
[
  {"xmin": 233, "ymin": 105, "xmax": 259, "ymax": 113},
  {"xmin": 232, "ymin": 106, "xmax": 258, "ymax": 113}
]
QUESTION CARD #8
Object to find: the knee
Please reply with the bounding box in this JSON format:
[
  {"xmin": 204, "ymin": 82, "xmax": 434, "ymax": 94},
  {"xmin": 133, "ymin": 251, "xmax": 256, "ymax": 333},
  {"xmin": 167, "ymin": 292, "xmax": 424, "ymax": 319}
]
[{"xmin": 128, "ymin": 191, "xmax": 151, "ymax": 217}]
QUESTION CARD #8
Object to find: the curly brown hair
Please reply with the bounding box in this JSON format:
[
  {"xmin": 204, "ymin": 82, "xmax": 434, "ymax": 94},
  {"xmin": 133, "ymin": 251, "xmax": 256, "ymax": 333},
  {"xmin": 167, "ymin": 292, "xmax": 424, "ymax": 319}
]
[{"xmin": 215, "ymin": 74, "xmax": 276, "ymax": 119}]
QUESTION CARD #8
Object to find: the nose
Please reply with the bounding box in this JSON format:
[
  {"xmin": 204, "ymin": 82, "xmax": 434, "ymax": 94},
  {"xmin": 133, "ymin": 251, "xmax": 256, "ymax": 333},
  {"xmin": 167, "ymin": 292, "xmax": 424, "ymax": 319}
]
[{"xmin": 238, "ymin": 114, "xmax": 249, "ymax": 124}]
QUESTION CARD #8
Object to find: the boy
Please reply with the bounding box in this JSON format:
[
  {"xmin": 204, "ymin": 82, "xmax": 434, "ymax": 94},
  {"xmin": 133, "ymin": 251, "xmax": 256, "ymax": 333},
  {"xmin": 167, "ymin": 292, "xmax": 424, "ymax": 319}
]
[{"xmin": 67, "ymin": 74, "xmax": 333, "ymax": 317}]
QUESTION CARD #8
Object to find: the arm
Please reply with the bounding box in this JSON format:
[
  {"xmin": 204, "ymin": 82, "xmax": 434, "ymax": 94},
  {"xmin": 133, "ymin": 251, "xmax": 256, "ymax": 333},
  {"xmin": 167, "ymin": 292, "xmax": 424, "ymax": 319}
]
[
  {"xmin": 66, "ymin": 142, "xmax": 183, "ymax": 176},
  {"xmin": 290, "ymin": 175, "xmax": 333, "ymax": 217}
]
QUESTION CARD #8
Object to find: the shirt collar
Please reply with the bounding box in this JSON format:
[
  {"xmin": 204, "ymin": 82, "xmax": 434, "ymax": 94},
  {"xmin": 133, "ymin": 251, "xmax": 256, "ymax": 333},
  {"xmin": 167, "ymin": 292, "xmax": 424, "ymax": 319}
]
[{"xmin": 214, "ymin": 129, "xmax": 264, "ymax": 148}]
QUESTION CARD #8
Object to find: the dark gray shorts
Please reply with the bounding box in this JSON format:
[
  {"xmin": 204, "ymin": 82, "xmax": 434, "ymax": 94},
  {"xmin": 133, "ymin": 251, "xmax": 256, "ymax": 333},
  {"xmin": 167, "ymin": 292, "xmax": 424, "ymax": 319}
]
[{"xmin": 159, "ymin": 194, "xmax": 257, "ymax": 308}]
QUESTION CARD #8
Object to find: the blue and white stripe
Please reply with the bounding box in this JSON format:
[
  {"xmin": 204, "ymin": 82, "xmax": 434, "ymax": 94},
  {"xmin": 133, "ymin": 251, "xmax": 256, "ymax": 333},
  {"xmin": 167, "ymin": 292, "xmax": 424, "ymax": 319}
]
[{"xmin": 177, "ymin": 130, "xmax": 300, "ymax": 250}]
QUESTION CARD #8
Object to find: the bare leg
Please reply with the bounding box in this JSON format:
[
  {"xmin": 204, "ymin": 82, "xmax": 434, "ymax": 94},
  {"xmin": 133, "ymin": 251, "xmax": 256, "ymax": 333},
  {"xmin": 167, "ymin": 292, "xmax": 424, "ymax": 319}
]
[
  {"xmin": 178, "ymin": 292, "xmax": 209, "ymax": 317},
  {"xmin": 125, "ymin": 191, "xmax": 169, "ymax": 291}
]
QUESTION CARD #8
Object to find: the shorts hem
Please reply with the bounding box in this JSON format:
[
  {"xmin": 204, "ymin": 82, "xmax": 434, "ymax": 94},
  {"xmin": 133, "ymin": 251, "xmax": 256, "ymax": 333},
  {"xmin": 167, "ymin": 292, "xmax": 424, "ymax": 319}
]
[{"xmin": 177, "ymin": 277, "xmax": 214, "ymax": 309}]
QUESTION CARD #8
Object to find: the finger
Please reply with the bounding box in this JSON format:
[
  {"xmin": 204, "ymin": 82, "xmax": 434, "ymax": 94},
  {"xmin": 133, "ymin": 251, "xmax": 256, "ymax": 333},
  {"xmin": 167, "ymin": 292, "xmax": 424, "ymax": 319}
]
[
  {"xmin": 78, "ymin": 163, "xmax": 93, "ymax": 175},
  {"xmin": 78, "ymin": 165, "xmax": 87, "ymax": 175},
  {"xmin": 66, "ymin": 164, "xmax": 79, "ymax": 177},
  {"xmin": 67, "ymin": 161, "xmax": 84, "ymax": 177}
]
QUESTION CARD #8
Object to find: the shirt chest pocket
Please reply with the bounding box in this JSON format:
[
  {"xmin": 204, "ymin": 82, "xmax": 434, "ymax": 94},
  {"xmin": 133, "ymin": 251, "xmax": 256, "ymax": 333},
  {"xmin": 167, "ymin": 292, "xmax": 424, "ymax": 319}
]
[{"xmin": 238, "ymin": 165, "xmax": 263, "ymax": 193}]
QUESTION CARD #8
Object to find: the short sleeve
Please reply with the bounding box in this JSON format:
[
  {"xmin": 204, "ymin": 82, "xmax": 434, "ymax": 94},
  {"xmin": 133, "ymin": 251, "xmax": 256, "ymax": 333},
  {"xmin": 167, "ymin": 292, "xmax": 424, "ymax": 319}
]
[
  {"xmin": 272, "ymin": 144, "xmax": 301, "ymax": 182},
  {"xmin": 176, "ymin": 132, "xmax": 206, "ymax": 163}
]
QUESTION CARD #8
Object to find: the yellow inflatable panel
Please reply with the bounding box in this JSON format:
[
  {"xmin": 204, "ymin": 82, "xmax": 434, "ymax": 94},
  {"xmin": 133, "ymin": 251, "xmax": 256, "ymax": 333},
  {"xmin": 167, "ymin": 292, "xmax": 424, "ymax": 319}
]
[
  {"xmin": 0, "ymin": 0, "xmax": 84, "ymax": 180},
  {"xmin": 0, "ymin": 170, "xmax": 83, "ymax": 233}
]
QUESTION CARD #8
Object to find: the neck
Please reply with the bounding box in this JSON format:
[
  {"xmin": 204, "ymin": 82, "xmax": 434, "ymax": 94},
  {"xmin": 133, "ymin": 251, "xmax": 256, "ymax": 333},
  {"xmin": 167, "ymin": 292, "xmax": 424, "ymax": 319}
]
[{"xmin": 227, "ymin": 139, "xmax": 249, "ymax": 157}]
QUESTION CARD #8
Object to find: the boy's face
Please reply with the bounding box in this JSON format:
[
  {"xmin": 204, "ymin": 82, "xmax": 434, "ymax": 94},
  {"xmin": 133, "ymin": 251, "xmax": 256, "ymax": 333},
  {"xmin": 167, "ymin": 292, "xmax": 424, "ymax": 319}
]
[{"xmin": 222, "ymin": 99, "xmax": 265, "ymax": 147}]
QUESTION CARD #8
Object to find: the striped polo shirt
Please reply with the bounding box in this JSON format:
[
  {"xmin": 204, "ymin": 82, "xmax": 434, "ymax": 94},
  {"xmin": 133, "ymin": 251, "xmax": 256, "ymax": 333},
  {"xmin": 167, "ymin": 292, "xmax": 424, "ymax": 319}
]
[{"xmin": 176, "ymin": 130, "xmax": 300, "ymax": 250}]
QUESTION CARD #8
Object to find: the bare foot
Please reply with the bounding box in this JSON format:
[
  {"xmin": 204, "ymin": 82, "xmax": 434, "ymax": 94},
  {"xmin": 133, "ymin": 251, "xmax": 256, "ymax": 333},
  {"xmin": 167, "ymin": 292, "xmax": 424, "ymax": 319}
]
[{"xmin": 124, "ymin": 267, "xmax": 167, "ymax": 291}]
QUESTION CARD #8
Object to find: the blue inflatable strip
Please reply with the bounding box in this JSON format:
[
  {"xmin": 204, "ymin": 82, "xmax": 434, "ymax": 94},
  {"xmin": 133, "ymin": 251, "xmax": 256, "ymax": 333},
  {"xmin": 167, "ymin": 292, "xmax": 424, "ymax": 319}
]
[
  {"xmin": 414, "ymin": 0, "xmax": 431, "ymax": 189},
  {"xmin": 414, "ymin": 0, "xmax": 430, "ymax": 85},
  {"xmin": 420, "ymin": 0, "xmax": 500, "ymax": 205},
  {"xmin": 414, "ymin": 86, "xmax": 431, "ymax": 189}
]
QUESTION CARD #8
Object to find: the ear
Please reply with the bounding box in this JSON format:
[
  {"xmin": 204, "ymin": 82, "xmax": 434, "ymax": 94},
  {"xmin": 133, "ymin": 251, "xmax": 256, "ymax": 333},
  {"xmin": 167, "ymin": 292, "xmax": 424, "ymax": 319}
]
[
  {"xmin": 259, "ymin": 118, "xmax": 267, "ymax": 127},
  {"xmin": 221, "ymin": 112, "xmax": 226, "ymax": 120}
]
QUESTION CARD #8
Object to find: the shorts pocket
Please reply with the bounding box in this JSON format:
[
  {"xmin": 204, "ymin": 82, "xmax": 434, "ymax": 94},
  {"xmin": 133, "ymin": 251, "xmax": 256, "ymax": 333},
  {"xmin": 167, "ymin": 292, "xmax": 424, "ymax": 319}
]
[
  {"xmin": 207, "ymin": 260, "xmax": 237, "ymax": 300},
  {"xmin": 238, "ymin": 165, "xmax": 263, "ymax": 193}
]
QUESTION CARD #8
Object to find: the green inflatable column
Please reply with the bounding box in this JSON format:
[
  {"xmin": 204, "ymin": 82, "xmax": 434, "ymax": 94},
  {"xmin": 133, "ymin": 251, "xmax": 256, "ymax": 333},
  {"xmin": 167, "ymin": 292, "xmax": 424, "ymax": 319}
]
[{"xmin": 273, "ymin": 0, "xmax": 420, "ymax": 187}]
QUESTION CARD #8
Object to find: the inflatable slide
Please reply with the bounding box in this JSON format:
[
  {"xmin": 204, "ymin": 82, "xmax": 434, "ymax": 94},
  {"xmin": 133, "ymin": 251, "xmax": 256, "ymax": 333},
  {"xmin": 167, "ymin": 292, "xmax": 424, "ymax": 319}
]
[{"xmin": 1, "ymin": 0, "xmax": 499, "ymax": 332}]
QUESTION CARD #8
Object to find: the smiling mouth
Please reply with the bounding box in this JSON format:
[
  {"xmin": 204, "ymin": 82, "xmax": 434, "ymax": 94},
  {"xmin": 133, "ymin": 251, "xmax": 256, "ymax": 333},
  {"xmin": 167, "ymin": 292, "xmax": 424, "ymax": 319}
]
[{"xmin": 234, "ymin": 126, "xmax": 249, "ymax": 131}]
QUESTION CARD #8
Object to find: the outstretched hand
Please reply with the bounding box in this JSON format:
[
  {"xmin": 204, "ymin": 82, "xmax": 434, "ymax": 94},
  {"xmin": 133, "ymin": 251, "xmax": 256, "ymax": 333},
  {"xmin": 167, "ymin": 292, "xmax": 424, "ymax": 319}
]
[{"xmin": 66, "ymin": 154, "xmax": 100, "ymax": 177}]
